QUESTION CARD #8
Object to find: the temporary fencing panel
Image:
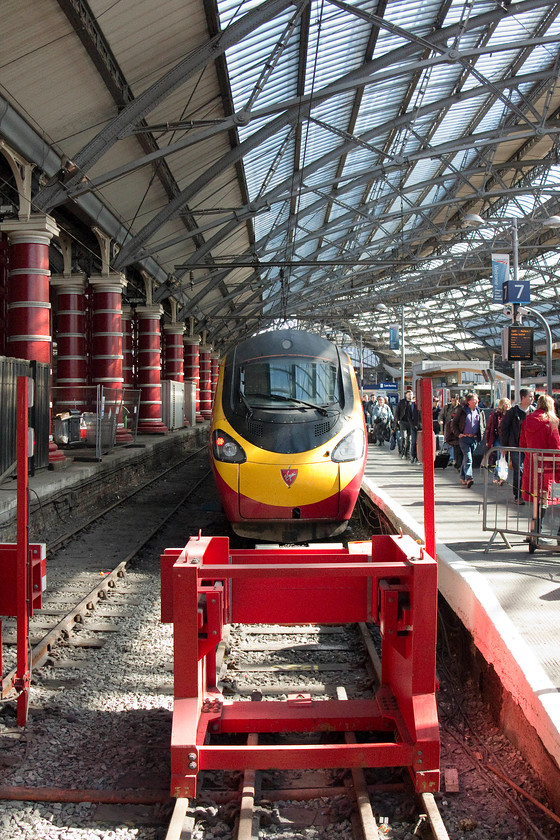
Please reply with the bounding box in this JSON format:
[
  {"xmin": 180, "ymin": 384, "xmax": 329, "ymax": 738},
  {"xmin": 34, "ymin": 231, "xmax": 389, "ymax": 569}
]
[
  {"xmin": 482, "ymin": 445, "xmax": 560, "ymax": 554},
  {"xmin": 0, "ymin": 356, "xmax": 50, "ymax": 480}
]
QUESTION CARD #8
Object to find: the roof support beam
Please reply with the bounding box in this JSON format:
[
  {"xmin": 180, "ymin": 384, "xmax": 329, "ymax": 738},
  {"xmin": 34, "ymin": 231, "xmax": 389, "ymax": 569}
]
[{"xmin": 34, "ymin": 0, "xmax": 302, "ymax": 213}]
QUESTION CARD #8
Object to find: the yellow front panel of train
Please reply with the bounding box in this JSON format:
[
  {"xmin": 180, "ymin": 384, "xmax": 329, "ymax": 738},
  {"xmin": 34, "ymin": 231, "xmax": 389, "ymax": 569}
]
[{"xmin": 239, "ymin": 458, "xmax": 340, "ymax": 511}]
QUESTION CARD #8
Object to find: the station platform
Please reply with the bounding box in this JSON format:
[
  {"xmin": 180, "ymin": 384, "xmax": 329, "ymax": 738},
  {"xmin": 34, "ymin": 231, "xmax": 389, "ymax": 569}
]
[
  {"xmin": 362, "ymin": 442, "xmax": 560, "ymax": 810},
  {"xmin": 0, "ymin": 425, "xmax": 209, "ymax": 542}
]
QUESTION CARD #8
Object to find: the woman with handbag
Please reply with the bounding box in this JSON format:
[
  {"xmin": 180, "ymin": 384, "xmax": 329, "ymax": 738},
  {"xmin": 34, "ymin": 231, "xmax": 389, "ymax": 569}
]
[{"xmin": 484, "ymin": 397, "xmax": 511, "ymax": 483}]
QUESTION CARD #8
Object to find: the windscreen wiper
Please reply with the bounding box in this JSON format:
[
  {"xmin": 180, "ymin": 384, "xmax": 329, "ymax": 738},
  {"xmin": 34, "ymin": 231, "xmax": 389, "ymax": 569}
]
[
  {"xmin": 248, "ymin": 392, "xmax": 329, "ymax": 416},
  {"xmin": 238, "ymin": 389, "xmax": 253, "ymax": 418}
]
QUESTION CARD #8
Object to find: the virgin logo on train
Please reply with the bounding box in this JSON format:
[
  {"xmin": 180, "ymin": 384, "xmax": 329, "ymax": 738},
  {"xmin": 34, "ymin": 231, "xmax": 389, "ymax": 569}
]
[{"xmin": 281, "ymin": 469, "xmax": 298, "ymax": 487}]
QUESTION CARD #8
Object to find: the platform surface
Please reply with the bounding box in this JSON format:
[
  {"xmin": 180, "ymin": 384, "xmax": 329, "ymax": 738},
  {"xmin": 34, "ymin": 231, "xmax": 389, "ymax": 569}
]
[{"xmin": 363, "ymin": 442, "xmax": 560, "ymax": 774}]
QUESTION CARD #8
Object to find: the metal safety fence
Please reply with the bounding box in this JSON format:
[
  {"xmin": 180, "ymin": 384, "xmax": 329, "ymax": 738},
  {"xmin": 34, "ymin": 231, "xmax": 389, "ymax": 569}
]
[
  {"xmin": 52, "ymin": 386, "xmax": 141, "ymax": 461},
  {"xmin": 482, "ymin": 445, "xmax": 560, "ymax": 554}
]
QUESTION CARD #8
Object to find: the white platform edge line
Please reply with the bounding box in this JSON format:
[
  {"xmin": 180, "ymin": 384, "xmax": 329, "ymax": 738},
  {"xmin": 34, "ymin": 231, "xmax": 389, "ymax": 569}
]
[{"xmin": 361, "ymin": 476, "xmax": 560, "ymax": 769}]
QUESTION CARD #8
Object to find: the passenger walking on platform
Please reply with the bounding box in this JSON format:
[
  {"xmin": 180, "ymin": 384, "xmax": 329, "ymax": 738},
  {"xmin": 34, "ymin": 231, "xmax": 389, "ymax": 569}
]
[
  {"xmin": 499, "ymin": 389, "xmax": 535, "ymax": 505},
  {"xmin": 362, "ymin": 396, "xmax": 369, "ymax": 429},
  {"xmin": 484, "ymin": 397, "xmax": 511, "ymax": 481},
  {"xmin": 371, "ymin": 394, "xmax": 393, "ymax": 446},
  {"xmin": 395, "ymin": 388, "xmax": 415, "ymax": 460},
  {"xmin": 366, "ymin": 395, "xmax": 376, "ymax": 432},
  {"xmin": 440, "ymin": 395, "xmax": 461, "ymax": 469},
  {"xmin": 519, "ymin": 395, "xmax": 560, "ymax": 510},
  {"xmin": 432, "ymin": 397, "xmax": 441, "ymax": 434},
  {"xmin": 451, "ymin": 393, "xmax": 484, "ymax": 487},
  {"xmin": 409, "ymin": 399, "xmax": 421, "ymax": 464}
]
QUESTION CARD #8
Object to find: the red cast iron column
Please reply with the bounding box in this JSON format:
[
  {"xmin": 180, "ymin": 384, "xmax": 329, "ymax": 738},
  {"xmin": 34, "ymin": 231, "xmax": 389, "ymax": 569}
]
[
  {"xmin": 198, "ymin": 343, "xmax": 212, "ymax": 420},
  {"xmin": 51, "ymin": 274, "xmax": 88, "ymax": 411},
  {"xmin": 89, "ymin": 273, "xmax": 129, "ymax": 444},
  {"xmin": 164, "ymin": 322, "xmax": 185, "ymax": 382},
  {"xmin": 183, "ymin": 336, "xmax": 200, "ymax": 425},
  {"xmin": 120, "ymin": 305, "xmax": 134, "ymax": 443},
  {"xmin": 0, "ymin": 234, "xmax": 8, "ymax": 356},
  {"xmin": 136, "ymin": 304, "xmax": 167, "ymax": 433},
  {"xmin": 121, "ymin": 305, "xmax": 133, "ymax": 388},
  {"xmin": 210, "ymin": 351, "xmax": 220, "ymax": 405},
  {"xmin": 0, "ymin": 216, "xmax": 63, "ymax": 463}
]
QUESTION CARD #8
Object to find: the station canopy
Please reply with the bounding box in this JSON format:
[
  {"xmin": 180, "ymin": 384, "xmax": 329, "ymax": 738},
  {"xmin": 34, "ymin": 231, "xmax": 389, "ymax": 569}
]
[{"xmin": 3, "ymin": 0, "xmax": 560, "ymax": 370}]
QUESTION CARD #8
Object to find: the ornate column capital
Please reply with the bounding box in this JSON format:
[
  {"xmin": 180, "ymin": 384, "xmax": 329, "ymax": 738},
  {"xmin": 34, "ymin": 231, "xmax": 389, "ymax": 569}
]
[
  {"xmin": 136, "ymin": 303, "xmax": 163, "ymax": 320},
  {"xmin": 89, "ymin": 272, "xmax": 126, "ymax": 293},
  {"xmin": 50, "ymin": 272, "xmax": 87, "ymax": 293},
  {"xmin": 0, "ymin": 214, "xmax": 59, "ymax": 242},
  {"xmin": 164, "ymin": 322, "xmax": 185, "ymax": 336}
]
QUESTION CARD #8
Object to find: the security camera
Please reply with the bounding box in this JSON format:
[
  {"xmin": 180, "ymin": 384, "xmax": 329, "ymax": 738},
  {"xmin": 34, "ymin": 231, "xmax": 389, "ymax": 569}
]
[{"xmin": 503, "ymin": 306, "xmax": 513, "ymax": 318}]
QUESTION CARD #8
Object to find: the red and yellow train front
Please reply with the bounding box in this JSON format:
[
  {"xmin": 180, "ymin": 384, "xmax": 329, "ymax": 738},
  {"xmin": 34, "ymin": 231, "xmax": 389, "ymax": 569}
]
[
  {"xmin": 212, "ymin": 422, "xmax": 365, "ymax": 538},
  {"xmin": 210, "ymin": 335, "xmax": 366, "ymax": 542}
]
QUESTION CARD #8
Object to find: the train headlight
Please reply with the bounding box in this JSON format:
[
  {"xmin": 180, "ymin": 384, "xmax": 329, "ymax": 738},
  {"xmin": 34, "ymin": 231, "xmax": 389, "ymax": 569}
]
[
  {"xmin": 212, "ymin": 430, "xmax": 247, "ymax": 463},
  {"xmin": 331, "ymin": 428, "xmax": 365, "ymax": 462}
]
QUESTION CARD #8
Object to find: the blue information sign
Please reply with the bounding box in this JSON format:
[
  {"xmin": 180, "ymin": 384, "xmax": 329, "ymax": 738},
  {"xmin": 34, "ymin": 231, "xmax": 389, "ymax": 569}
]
[
  {"xmin": 389, "ymin": 325, "xmax": 399, "ymax": 350},
  {"xmin": 504, "ymin": 279, "xmax": 531, "ymax": 304}
]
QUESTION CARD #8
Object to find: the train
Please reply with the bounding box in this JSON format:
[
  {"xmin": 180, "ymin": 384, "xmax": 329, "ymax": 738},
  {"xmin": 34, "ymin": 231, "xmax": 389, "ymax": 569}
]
[{"xmin": 209, "ymin": 329, "xmax": 367, "ymax": 542}]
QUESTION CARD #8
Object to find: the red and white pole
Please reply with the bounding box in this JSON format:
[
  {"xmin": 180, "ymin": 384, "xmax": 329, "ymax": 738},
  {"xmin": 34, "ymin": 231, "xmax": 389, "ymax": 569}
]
[
  {"xmin": 1, "ymin": 217, "xmax": 62, "ymax": 464},
  {"xmin": 164, "ymin": 322, "xmax": 185, "ymax": 382},
  {"xmin": 184, "ymin": 336, "xmax": 200, "ymax": 424},
  {"xmin": 199, "ymin": 343, "xmax": 212, "ymax": 420},
  {"xmin": 51, "ymin": 275, "xmax": 88, "ymax": 410},
  {"xmin": 136, "ymin": 304, "xmax": 167, "ymax": 433}
]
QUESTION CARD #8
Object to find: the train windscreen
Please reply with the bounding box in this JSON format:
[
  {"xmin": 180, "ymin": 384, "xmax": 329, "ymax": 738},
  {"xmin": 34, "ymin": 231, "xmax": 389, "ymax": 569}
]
[{"xmin": 241, "ymin": 358, "xmax": 339, "ymax": 407}]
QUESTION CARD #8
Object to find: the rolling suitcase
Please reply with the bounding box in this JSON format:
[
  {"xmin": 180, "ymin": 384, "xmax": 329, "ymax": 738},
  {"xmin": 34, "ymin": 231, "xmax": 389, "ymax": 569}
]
[{"xmin": 434, "ymin": 435, "xmax": 450, "ymax": 468}]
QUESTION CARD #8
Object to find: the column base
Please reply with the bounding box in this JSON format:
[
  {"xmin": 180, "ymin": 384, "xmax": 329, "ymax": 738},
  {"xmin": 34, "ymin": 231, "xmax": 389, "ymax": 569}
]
[
  {"xmin": 48, "ymin": 441, "xmax": 68, "ymax": 467},
  {"xmin": 115, "ymin": 427, "xmax": 134, "ymax": 445},
  {"xmin": 137, "ymin": 420, "xmax": 168, "ymax": 434}
]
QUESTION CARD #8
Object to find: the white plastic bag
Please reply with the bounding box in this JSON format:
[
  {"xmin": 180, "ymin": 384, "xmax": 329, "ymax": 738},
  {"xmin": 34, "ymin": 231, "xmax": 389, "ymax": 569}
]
[{"xmin": 496, "ymin": 453, "xmax": 509, "ymax": 482}]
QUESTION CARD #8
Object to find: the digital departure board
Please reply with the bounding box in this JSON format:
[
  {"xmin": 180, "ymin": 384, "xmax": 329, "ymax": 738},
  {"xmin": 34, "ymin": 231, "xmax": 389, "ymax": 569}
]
[{"xmin": 507, "ymin": 326, "xmax": 534, "ymax": 361}]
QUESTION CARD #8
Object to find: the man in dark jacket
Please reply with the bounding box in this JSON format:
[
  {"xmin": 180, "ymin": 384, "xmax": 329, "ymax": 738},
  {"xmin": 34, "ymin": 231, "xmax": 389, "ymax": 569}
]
[
  {"xmin": 395, "ymin": 388, "xmax": 419, "ymax": 461},
  {"xmin": 499, "ymin": 389, "xmax": 535, "ymax": 504},
  {"xmin": 451, "ymin": 392, "xmax": 485, "ymax": 487}
]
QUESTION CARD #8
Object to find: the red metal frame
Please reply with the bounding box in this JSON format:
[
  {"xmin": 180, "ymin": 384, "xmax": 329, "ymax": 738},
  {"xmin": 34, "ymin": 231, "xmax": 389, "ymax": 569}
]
[
  {"xmin": 0, "ymin": 378, "xmax": 46, "ymax": 723},
  {"xmin": 161, "ymin": 533, "xmax": 440, "ymax": 798}
]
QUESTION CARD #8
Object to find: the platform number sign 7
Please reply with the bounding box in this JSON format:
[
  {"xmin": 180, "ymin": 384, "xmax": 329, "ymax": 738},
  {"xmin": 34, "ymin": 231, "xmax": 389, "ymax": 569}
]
[{"xmin": 504, "ymin": 279, "xmax": 530, "ymax": 304}]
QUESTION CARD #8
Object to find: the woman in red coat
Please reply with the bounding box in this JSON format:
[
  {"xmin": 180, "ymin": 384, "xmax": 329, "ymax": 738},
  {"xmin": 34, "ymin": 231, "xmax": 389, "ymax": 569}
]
[{"xmin": 520, "ymin": 395, "xmax": 560, "ymax": 503}]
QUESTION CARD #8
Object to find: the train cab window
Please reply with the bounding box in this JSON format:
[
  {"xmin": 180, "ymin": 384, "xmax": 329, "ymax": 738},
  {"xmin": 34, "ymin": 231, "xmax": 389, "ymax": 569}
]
[{"xmin": 241, "ymin": 358, "xmax": 339, "ymax": 407}]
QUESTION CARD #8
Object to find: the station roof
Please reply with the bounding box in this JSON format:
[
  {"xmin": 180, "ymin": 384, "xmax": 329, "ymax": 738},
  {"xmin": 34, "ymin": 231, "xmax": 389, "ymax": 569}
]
[{"xmin": 2, "ymin": 0, "xmax": 560, "ymax": 370}]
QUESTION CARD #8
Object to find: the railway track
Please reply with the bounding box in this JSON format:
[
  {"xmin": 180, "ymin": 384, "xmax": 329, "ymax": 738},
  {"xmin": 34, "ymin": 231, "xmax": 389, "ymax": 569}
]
[
  {"xmin": 162, "ymin": 618, "xmax": 451, "ymax": 840},
  {"xmin": 1, "ymin": 463, "xmax": 558, "ymax": 840},
  {"xmin": 1, "ymin": 446, "xmax": 217, "ymax": 694}
]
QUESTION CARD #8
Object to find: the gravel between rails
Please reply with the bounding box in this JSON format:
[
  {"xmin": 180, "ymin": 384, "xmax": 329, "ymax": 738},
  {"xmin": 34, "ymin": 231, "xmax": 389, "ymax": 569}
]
[{"xmin": 0, "ymin": 479, "xmax": 559, "ymax": 839}]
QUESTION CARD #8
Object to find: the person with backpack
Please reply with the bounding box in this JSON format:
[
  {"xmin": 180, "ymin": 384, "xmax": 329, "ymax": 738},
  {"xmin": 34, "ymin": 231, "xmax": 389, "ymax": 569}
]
[{"xmin": 499, "ymin": 389, "xmax": 535, "ymax": 504}]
